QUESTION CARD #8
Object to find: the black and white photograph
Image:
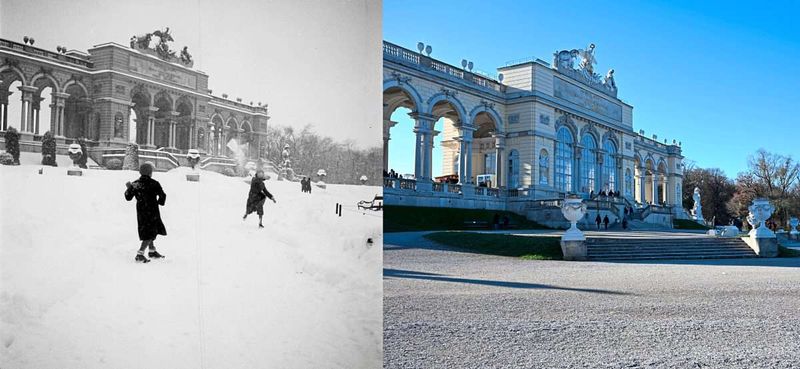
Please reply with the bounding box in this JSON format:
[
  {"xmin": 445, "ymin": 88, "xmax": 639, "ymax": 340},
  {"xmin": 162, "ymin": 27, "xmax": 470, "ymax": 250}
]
[{"xmin": 0, "ymin": 0, "xmax": 382, "ymax": 368}]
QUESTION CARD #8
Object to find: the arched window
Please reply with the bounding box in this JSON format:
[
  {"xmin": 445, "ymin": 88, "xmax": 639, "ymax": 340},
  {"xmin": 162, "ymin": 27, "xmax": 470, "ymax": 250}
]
[
  {"xmin": 484, "ymin": 152, "xmax": 496, "ymax": 174},
  {"xmin": 555, "ymin": 127, "xmax": 573, "ymax": 192},
  {"xmin": 625, "ymin": 168, "xmax": 633, "ymax": 196},
  {"xmin": 508, "ymin": 149, "xmax": 520, "ymax": 189},
  {"xmin": 580, "ymin": 134, "xmax": 597, "ymax": 194},
  {"xmin": 603, "ymin": 139, "xmax": 617, "ymax": 192},
  {"xmin": 539, "ymin": 149, "xmax": 549, "ymax": 185}
]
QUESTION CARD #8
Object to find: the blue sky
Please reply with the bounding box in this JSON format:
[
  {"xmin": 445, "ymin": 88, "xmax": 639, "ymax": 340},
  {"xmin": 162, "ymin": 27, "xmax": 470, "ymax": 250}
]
[{"xmin": 384, "ymin": 0, "xmax": 800, "ymax": 179}]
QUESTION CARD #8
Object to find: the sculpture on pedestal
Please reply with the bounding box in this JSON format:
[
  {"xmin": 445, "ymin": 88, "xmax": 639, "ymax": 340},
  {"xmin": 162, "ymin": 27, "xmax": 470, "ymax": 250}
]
[
  {"xmin": 278, "ymin": 144, "xmax": 295, "ymax": 181},
  {"xmin": 790, "ymin": 217, "xmax": 799, "ymax": 239},
  {"xmin": 360, "ymin": 175, "xmax": 368, "ymax": 185},
  {"xmin": 130, "ymin": 27, "xmax": 194, "ymax": 68},
  {"xmin": 691, "ymin": 187, "xmax": 704, "ymax": 223},
  {"xmin": 185, "ymin": 148, "xmax": 201, "ymax": 182}
]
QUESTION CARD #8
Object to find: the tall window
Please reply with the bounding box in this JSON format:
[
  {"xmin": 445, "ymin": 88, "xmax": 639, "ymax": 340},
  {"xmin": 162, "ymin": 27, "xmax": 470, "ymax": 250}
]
[
  {"xmin": 580, "ymin": 134, "xmax": 597, "ymax": 194},
  {"xmin": 625, "ymin": 168, "xmax": 633, "ymax": 196},
  {"xmin": 508, "ymin": 150, "xmax": 520, "ymax": 189},
  {"xmin": 603, "ymin": 140, "xmax": 617, "ymax": 192},
  {"xmin": 555, "ymin": 127, "xmax": 573, "ymax": 192},
  {"xmin": 539, "ymin": 149, "xmax": 549, "ymax": 185}
]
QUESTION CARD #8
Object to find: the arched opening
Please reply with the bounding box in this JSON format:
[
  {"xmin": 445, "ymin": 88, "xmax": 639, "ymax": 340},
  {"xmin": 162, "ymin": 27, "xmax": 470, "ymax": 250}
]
[
  {"xmin": 153, "ymin": 92, "xmax": 173, "ymax": 148},
  {"xmin": 383, "ymin": 85, "xmax": 419, "ymax": 179},
  {"xmin": 431, "ymin": 99, "xmax": 464, "ymax": 182},
  {"xmin": 555, "ymin": 126, "xmax": 574, "ymax": 193},
  {"xmin": 64, "ymin": 84, "xmax": 90, "ymax": 139},
  {"xmin": 33, "ymin": 83, "xmax": 55, "ymax": 136},
  {"xmin": 175, "ymin": 98, "xmax": 192, "ymax": 150},
  {"xmin": 657, "ymin": 161, "xmax": 668, "ymax": 205},
  {"xmin": 644, "ymin": 159, "xmax": 655, "ymax": 204},
  {"xmin": 209, "ymin": 115, "xmax": 224, "ymax": 156},
  {"xmin": 224, "ymin": 117, "xmax": 239, "ymax": 158},
  {"xmin": 130, "ymin": 86, "xmax": 151, "ymax": 145},
  {"xmin": 4, "ymin": 80, "xmax": 24, "ymax": 131},
  {"xmin": 241, "ymin": 121, "xmax": 253, "ymax": 159},
  {"xmin": 471, "ymin": 111, "xmax": 498, "ymax": 187},
  {"xmin": 603, "ymin": 139, "xmax": 617, "ymax": 193}
]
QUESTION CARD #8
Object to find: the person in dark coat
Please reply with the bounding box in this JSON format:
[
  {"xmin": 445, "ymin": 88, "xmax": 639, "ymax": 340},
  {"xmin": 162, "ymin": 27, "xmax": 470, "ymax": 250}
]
[
  {"xmin": 603, "ymin": 215, "xmax": 610, "ymax": 230},
  {"xmin": 243, "ymin": 170, "xmax": 276, "ymax": 228},
  {"xmin": 595, "ymin": 214, "xmax": 602, "ymax": 230},
  {"xmin": 125, "ymin": 162, "xmax": 167, "ymax": 263}
]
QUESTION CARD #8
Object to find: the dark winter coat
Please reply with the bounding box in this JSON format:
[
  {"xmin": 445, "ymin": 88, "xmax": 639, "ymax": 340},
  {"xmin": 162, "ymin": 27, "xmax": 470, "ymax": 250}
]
[
  {"xmin": 246, "ymin": 176, "xmax": 274, "ymax": 215},
  {"xmin": 125, "ymin": 175, "xmax": 167, "ymax": 241}
]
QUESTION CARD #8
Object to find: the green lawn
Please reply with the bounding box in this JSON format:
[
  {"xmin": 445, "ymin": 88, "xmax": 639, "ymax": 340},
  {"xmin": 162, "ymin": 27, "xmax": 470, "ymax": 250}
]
[
  {"xmin": 384, "ymin": 205, "xmax": 550, "ymax": 233},
  {"xmin": 779, "ymin": 245, "xmax": 800, "ymax": 257},
  {"xmin": 673, "ymin": 219, "xmax": 711, "ymax": 230},
  {"xmin": 423, "ymin": 232, "xmax": 562, "ymax": 260}
]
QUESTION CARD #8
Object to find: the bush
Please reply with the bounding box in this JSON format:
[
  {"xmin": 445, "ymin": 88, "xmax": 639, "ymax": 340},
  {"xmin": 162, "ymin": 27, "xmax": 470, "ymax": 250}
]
[
  {"xmin": 222, "ymin": 167, "xmax": 237, "ymax": 177},
  {"xmin": 122, "ymin": 143, "xmax": 139, "ymax": 170},
  {"xmin": 0, "ymin": 151, "xmax": 13, "ymax": 165},
  {"xmin": 41, "ymin": 131, "xmax": 57, "ymax": 166},
  {"xmin": 5, "ymin": 127, "xmax": 20, "ymax": 164},
  {"xmin": 106, "ymin": 158, "xmax": 123, "ymax": 170}
]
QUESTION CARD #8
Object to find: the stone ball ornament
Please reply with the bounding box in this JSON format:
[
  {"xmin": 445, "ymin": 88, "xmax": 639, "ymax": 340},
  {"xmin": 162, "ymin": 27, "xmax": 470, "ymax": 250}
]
[
  {"xmin": 560, "ymin": 196, "xmax": 587, "ymax": 241},
  {"xmin": 748, "ymin": 198, "xmax": 775, "ymax": 238}
]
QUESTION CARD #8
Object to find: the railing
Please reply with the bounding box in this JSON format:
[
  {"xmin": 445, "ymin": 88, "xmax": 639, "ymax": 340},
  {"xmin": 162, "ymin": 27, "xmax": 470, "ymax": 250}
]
[
  {"xmin": 474, "ymin": 187, "xmax": 486, "ymax": 196},
  {"xmin": 487, "ymin": 188, "xmax": 500, "ymax": 197},
  {"xmin": 0, "ymin": 38, "xmax": 93, "ymax": 68},
  {"xmin": 447, "ymin": 184, "xmax": 461, "ymax": 194},
  {"xmin": 383, "ymin": 178, "xmax": 395, "ymax": 189},
  {"xmin": 383, "ymin": 41, "xmax": 503, "ymax": 92},
  {"xmin": 432, "ymin": 182, "xmax": 444, "ymax": 192},
  {"xmin": 398, "ymin": 178, "xmax": 416, "ymax": 190}
]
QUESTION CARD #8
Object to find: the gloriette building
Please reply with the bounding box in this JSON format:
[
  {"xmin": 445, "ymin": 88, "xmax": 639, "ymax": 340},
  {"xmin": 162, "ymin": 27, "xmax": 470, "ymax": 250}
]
[
  {"xmin": 383, "ymin": 41, "xmax": 687, "ymax": 225},
  {"xmin": 0, "ymin": 28, "xmax": 269, "ymax": 171}
]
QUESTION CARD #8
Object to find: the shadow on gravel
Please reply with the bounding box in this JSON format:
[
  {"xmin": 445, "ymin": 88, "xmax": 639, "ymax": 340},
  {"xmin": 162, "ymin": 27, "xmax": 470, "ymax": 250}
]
[{"xmin": 383, "ymin": 268, "xmax": 633, "ymax": 295}]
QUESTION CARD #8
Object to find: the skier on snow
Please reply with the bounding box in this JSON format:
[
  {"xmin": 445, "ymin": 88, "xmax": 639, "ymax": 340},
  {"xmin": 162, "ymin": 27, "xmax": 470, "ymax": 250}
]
[
  {"xmin": 125, "ymin": 162, "xmax": 167, "ymax": 263},
  {"xmin": 243, "ymin": 169, "xmax": 276, "ymax": 228}
]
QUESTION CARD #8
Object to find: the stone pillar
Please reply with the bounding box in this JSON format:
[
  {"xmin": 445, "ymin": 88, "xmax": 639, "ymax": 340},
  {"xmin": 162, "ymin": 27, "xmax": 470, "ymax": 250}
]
[
  {"xmin": 32, "ymin": 96, "xmax": 44, "ymax": 135},
  {"xmin": 50, "ymin": 92, "xmax": 69, "ymax": 137},
  {"xmin": 19, "ymin": 86, "xmax": 37, "ymax": 133},
  {"xmin": 638, "ymin": 166, "xmax": 646, "ymax": 204},
  {"xmin": 411, "ymin": 113, "xmax": 435, "ymax": 181},
  {"xmin": 596, "ymin": 150, "xmax": 605, "ymax": 192},
  {"xmin": 464, "ymin": 133, "xmax": 474, "ymax": 184},
  {"xmin": 493, "ymin": 133, "xmax": 505, "ymax": 189},
  {"xmin": 573, "ymin": 145, "xmax": 583, "ymax": 194},
  {"xmin": 0, "ymin": 90, "xmax": 9, "ymax": 131},
  {"xmin": 383, "ymin": 119, "xmax": 397, "ymax": 171},
  {"xmin": 652, "ymin": 174, "xmax": 659, "ymax": 205}
]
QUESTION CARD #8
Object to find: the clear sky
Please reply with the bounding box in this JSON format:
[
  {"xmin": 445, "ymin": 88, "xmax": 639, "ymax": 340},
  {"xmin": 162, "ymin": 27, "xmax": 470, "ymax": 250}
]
[
  {"xmin": 384, "ymin": 0, "xmax": 800, "ymax": 179},
  {"xmin": 0, "ymin": 0, "xmax": 381, "ymax": 148}
]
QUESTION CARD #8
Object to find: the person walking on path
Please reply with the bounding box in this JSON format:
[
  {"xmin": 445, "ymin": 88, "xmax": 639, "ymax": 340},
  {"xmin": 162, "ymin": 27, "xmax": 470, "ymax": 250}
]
[
  {"xmin": 603, "ymin": 215, "xmax": 610, "ymax": 230},
  {"xmin": 595, "ymin": 214, "xmax": 602, "ymax": 230},
  {"xmin": 244, "ymin": 169, "xmax": 276, "ymax": 228},
  {"xmin": 125, "ymin": 162, "xmax": 167, "ymax": 263}
]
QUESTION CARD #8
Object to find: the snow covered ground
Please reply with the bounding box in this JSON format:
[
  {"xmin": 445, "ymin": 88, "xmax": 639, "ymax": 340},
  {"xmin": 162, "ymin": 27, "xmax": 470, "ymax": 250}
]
[{"xmin": 0, "ymin": 162, "xmax": 382, "ymax": 368}]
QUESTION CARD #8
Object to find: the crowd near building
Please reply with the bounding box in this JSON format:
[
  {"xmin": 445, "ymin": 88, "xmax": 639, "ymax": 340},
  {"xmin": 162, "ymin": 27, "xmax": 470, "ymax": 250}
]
[
  {"xmin": 383, "ymin": 41, "xmax": 687, "ymax": 225},
  {"xmin": 0, "ymin": 28, "xmax": 269, "ymax": 171}
]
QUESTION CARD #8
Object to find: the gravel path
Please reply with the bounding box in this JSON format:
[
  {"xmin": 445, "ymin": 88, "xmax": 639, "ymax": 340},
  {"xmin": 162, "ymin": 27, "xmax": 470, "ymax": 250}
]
[{"xmin": 384, "ymin": 232, "xmax": 800, "ymax": 368}]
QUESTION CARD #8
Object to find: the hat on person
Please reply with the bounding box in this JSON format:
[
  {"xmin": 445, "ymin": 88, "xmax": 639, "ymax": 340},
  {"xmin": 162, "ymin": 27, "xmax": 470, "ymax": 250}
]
[{"xmin": 139, "ymin": 162, "xmax": 154, "ymax": 176}]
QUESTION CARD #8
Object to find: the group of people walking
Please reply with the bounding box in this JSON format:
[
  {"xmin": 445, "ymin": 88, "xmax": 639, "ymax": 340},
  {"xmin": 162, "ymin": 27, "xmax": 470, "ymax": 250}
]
[
  {"xmin": 125, "ymin": 163, "xmax": 277, "ymax": 263},
  {"xmin": 300, "ymin": 177, "xmax": 313, "ymax": 193}
]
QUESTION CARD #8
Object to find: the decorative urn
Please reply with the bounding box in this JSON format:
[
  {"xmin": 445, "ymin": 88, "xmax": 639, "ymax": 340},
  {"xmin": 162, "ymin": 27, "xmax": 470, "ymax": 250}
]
[
  {"xmin": 67, "ymin": 143, "xmax": 83, "ymax": 176},
  {"xmin": 748, "ymin": 198, "xmax": 775, "ymax": 237},
  {"xmin": 186, "ymin": 149, "xmax": 200, "ymax": 170},
  {"xmin": 360, "ymin": 175, "xmax": 368, "ymax": 185},
  {"xmin": 560, "ymin": 196, "xmax": 587, "ymax": 241},
  {"xmin": 790, "ymin": 217, "xmax": 799, "ymax": 237}
]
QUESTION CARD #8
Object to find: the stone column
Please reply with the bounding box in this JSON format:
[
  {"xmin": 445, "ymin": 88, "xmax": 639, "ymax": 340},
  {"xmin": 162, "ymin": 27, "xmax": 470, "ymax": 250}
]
[
  {"xmin": 573, "ymin": 145, "xmax": 583, "ymax": 194},
  {"xmin": 19, "ymin": 86, "xmax": 37, "ymax": 133},
  {"xmin": 145, "ymin": 107, "xmax": 158, "ymax": 148},
  {"xmin": 47, "ymin": 92, "xmax": 68, "ymax": 138},
  {"xmin": 32, "ymin": 96, "xmax": 44, "ymax": 135},
  {"xmin": 464, "ymin": 132, "xmax": 474, "ymax": 184},
  {"xmin": 493, "ymin": 133, "xmax": 505, "ymax": 189},
  {"xmin": 596, "ymin": 150, "xmax": 605, "ymax": 192},
  {"xmin": 411, "ymin": 113, "xmax": 435, "ymax": 181},
  {"xmin": 0, "ymin": 90, "xmax": 9, "ymax": 131},
  {"xmin": 652, "ymin": 174, "xmax": 659, "ymax": 205},
  {"xmin": 638, "ymin": 166, "xmax": 646, "ymax": 204},
  {"xmin": 383, "ymin": 119, "xmax": 397, "ymax": 171}
]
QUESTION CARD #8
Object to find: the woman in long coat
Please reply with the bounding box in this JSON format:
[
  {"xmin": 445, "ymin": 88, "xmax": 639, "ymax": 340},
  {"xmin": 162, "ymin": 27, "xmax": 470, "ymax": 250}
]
[
  {"xmin": 244, "ymin": 170, "xmax": 276, "ymax": 228},
  {"xmin": 125, "ymin": 162, "xmax": 167, "ymax": 263}
]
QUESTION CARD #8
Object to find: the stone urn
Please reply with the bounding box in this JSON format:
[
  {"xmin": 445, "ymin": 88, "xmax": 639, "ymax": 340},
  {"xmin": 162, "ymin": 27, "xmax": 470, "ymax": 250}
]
[
  {"xmin": 560, "ymin": 196, "xmax": 587, "ymax": 241},
  {"xmin": 360, "ymin": 175, "xmax": 368, "ymax": 185},
  {"xmin": 67, "ymin": 143, "xmax": 83, "ymax": 176},
  {"xmin": 748, "ymin": 198, "xmax": 775, "ymax": 238},
  {"xmin": 790, "ymin": 217, "xmax": 799, "ymax": 238},
  {"xmin": 186, "ymin": 149, "xmax": 200, "ymax": 182}
]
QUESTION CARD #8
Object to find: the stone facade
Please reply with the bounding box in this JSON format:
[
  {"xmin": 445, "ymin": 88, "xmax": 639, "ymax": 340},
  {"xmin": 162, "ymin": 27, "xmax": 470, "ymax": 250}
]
[
  {"xmin": 0, "ymin": 36, "xmax": 269, "ymax": 169},
  {"xmin": 383, "ymin": 41, "xmax": 686, "ymax": 218}
]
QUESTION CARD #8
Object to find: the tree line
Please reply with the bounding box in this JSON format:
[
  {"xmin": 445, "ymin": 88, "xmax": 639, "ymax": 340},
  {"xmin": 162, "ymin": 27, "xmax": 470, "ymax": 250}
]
[
  {"xmin": 260, "ymin": 124, "xmax": 382, "ymax": 186},
  {"xmin": 683, "ymin": 149, "xmax": 800, "ymax": 228}
]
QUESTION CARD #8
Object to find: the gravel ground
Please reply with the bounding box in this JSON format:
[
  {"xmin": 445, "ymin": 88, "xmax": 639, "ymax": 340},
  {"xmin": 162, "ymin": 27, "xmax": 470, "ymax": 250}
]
[{"xmin": 384, "ymin": 232, "xmax": 800, "ymax": 369}]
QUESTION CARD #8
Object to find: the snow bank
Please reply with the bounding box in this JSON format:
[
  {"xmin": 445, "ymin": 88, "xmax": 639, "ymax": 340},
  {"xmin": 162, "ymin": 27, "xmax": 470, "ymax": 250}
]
[{"xmin": 0, "ymin": 164, "xmax": 382, "ymax": 368}]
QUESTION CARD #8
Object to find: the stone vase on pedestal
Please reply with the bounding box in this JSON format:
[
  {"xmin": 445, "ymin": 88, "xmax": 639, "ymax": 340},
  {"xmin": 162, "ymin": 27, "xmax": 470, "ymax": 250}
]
[
  {"xmin": 560, "ymin": 196, "xmax": 588, "ymax": 261},
  {"xmin": 67, "ymin": 143, "xmax": 83, "ymax": 176},
  {"xmin": 743, "ymin": 198, "xmax": 778, "ymax": 257},
  {"xmin": 186, "ymin": 149, "xmax": 200, "ymax": 182},
  {"xmin": 789, "ymin": 217, "xmax": 799, "ymax": 240}
]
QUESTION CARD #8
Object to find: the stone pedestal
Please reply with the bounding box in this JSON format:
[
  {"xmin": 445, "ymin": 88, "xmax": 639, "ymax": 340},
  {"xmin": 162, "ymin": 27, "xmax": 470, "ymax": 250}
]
[
  {"xmin": 186, "ymin": 173, "xmax": 200, "ymax": 182},
  {"xmin": 560, "ymin": 240, "xmax": 588, "ymax": 261},
  {"xmin": 461, "ymin": 184, "xmax": 475, "ymax": 197},
  {"xmin": 67, "ymin": 168, "xmax": 83, "ymax": 176},
  {"xmin": 743, "ymin": 236, "xmax": 778, "ymax": 257}
]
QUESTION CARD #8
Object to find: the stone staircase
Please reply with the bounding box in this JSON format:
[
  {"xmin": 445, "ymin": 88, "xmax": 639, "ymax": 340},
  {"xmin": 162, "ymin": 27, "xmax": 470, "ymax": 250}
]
[{"xmin": 586, "ymin": 236, "xmax": 757, "ymax": 261}]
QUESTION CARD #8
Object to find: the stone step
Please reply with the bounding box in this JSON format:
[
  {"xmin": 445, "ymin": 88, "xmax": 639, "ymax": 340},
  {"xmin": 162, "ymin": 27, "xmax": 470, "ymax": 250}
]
[
  {"xmin": 589, "ymin": 253, "xmax": 757, "ymax": 261},
  {"xmin": 588, "ymin": 246, "xmax": 754, "ymax": 253},
  {"xmin": 584, "ymin": 237, "xmax": 756, "ymax": 260}
]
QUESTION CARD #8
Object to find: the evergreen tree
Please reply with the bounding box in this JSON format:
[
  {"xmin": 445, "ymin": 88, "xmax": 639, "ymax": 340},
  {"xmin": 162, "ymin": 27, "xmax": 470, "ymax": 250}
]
[
  {"xmin": 5, "ymin": 127, "xmax": 20, "ymax": 165},
  {"xmin": 77, "ymin": 138, "xmax": 88, "ymax": 169},
  {"xmin": 41, "ymin": 131, "xmax": 57, "ymax": 166}
]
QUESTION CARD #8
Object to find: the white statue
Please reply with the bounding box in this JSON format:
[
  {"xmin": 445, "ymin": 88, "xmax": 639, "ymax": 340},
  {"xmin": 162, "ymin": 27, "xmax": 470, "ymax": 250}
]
[
  {"xmin": 578, "ymin": 43, "xmax": 596, "ymax": 75},
  {"xmin": 748, "ymin": 198, "xmax": 775, "ymax": 238},
  {"xmin": 560, "ymin": 196, "xmax": 587, "ymax": 241},
  {"xmin": 603, "ymin": 69, "xmax": 616, "ymax": 90},
  {"xmin": 691, "ymin": 187, "xmax": 703, "ymax": 222}
]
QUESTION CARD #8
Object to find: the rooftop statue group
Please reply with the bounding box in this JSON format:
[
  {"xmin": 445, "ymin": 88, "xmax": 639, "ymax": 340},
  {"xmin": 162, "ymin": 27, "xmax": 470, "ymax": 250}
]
[
  {"xmin": 553, "ymin": 43, "xmax": 617, "ymax": 96},
  {"xmin": 130, "ymin": 27, "xmax": 193, "ymax": 67}
]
